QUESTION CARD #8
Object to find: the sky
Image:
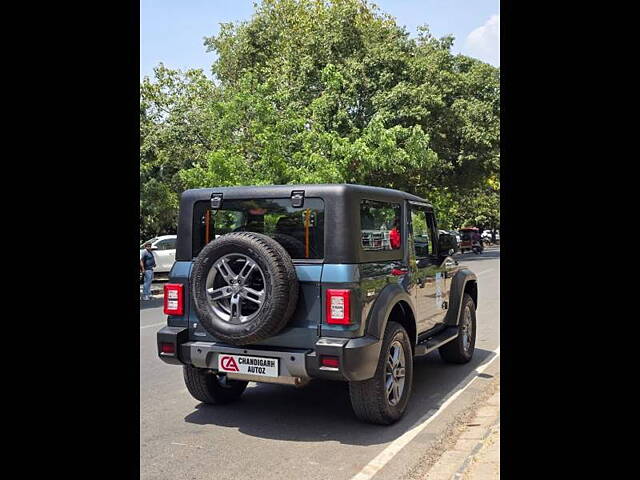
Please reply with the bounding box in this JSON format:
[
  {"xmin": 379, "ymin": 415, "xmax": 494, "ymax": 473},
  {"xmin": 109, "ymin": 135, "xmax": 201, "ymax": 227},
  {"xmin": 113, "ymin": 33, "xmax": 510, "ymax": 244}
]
[{"xmin": 140, "ymin": 0, "xmax": 500, "ymax": 80}]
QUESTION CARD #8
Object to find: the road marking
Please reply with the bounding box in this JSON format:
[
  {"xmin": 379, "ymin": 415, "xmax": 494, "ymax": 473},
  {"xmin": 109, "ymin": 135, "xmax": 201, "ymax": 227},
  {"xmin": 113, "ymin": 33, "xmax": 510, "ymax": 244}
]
[
  {"xmin": 350, "ymin": 347, "xmax": 500, "ymax": 480},
  {"xmin": 140, "ymin": 322, "xmax": 166, "ymax": 330},
  {"xmin": 475, "ymin": 269, "xmax": 494, "ymax": 276}
]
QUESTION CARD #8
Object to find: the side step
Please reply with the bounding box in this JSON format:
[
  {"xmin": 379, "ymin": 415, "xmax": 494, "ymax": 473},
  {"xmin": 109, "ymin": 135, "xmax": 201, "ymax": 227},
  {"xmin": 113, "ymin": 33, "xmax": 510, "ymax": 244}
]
[{"xmin": 414, "ymin": 326, "xmax": 459, "ymax": 357}]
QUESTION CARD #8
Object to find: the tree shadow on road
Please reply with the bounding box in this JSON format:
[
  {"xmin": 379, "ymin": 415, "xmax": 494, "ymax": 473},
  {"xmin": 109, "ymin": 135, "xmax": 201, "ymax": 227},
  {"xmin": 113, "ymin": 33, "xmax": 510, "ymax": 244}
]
[{"xmin": 183, "ymin": 348, "xmax": 496, "ymax": 446}]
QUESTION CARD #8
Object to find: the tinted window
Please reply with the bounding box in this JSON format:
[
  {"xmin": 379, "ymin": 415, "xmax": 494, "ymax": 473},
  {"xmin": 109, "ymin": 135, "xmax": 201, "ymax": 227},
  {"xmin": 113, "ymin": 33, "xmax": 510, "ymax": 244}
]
[
  {"xmin": 193, "ymin": 198, "xmax": 324, "ymax": 260},
  {"xmin": 410, "ymin": 206, "xmax": 438, "ymax": 259},
  {"xmin": 410, "ymin": 208, "xmax": 431, "ymax": 258},
  {"xmin": 360, "ymin": 200, "xmax": 401, "ymax": 251}
]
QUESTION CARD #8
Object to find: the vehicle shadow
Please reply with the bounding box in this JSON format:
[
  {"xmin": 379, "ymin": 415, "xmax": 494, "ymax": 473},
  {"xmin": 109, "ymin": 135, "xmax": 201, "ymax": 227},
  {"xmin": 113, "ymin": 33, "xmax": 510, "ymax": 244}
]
[{"xmin": 183, "ymin": 348, "xmax": 496, "ymax": 446}]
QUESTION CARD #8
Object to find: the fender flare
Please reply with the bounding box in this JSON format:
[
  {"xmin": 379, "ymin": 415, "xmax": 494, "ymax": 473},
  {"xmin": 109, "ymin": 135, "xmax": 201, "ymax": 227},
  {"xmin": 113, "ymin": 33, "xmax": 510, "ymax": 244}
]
[
  {"xmin": 444, "ymin": 269, "xmax": 478, "ymax": 327},
  {"xmin": 365, "ymin": 282, "xmax": 416, "ymax": 342}
]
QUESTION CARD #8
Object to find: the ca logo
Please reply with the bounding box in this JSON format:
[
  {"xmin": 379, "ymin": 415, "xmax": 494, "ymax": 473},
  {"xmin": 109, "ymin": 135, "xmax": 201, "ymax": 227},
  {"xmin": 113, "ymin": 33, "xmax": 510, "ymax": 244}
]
[{"xmin": 220, "ymin": 356, "xmax": 239, "ymax": 372}]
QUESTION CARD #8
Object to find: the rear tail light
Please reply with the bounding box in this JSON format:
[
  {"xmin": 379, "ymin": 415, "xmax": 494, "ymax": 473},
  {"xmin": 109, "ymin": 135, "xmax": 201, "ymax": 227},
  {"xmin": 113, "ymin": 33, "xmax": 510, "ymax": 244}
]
[
  {"xmin": 320, "ymin": 356, "xmax": 340, "ymax": 368},
  {"xmin": 164, "ymin": 284, "xmax": 184, "ymax": 315},
  {"xmin": 160, "ymin": 342, "xmax": 175, "ymax": 354},
  {"xmin": 326, "ymin": 289, "xmax": 351, "ymax": 325}
]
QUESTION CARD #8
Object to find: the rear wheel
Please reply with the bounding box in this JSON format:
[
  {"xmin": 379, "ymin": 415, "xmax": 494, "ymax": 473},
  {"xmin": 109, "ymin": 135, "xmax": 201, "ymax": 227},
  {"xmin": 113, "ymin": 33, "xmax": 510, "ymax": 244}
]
[
  {"xmin": 349, "ymin": 321, "xmax": 413, "ymax": 425},
  {"xmin": 439, "ymin": 293, "xmax": 476, "ymax": 363},
  {"xmin": 183, "ymin": 365, "xmax": 248, "ymax": 404}
]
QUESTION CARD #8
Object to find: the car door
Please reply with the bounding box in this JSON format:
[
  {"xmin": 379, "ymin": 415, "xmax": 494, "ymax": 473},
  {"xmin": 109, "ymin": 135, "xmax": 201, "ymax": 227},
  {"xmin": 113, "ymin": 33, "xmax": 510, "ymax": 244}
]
[
  {"xmin": 153, "ymin": 239, "xmax": 173, "ymax": 272},
  {"xmin": 164, "ymin": 237, "xmax": 177, "ymax": 271},
  {"xmin": 409, "ymin": 203, "xmax": 447, "ymax": 334},
  {"xmin": 426, "ymin": 210, "xmax": 456, "ymax": 329}
]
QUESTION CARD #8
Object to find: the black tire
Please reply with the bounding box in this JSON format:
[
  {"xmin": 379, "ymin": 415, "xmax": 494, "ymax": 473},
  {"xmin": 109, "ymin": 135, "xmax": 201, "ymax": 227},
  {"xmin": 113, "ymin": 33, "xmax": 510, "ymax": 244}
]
[
  {"xmin": 183, "ymin": 365, "xmax": 248, "ymax": 404},
  {"xmin": 349, "ymin": 321, "xmax": 414, "ymax": 425},
  {"xmin": 439, "ymin": 293, "xmax": 476, "ymax": 364},
  {"xmin": 191, "ymin": 232, "xmax": 299, "ymax": 345},
  {"xmin": 269, "ymin": 233, "xmax": 306, "ymax": 259}
]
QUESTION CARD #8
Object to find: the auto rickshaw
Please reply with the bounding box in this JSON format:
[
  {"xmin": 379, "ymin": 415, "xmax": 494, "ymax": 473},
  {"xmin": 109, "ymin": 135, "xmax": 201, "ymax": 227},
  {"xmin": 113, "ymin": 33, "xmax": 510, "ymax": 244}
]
[{"xmin": 459, "ymin": 227, "xmax": 483, "ymax": 254}]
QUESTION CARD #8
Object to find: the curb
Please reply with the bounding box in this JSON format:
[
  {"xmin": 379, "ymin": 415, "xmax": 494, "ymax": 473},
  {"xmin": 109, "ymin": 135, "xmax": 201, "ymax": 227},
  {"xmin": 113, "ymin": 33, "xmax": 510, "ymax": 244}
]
[
  {"xmin": 450, "ymin": 417, "xmax": 500, "ymax": 479},
  {"xmin": 421, "ymin": 385, "xmax": 500, "ymax": 480}
]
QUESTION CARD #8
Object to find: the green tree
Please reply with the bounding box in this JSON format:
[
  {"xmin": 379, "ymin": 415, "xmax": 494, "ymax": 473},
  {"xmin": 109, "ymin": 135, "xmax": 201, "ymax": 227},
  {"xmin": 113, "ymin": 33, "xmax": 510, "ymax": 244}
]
[{"xmin": 140, "ymin": 0, "xmax": 500, "ymax": 237}]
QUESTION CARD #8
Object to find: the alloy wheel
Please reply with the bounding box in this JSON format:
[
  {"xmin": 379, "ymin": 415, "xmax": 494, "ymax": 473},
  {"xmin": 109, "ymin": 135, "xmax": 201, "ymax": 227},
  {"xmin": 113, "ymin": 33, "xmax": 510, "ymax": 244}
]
[
  {"xmin": 205, "ymin": 253, "xmax": 266, "ymax": 324},
  {"xmin": 385, "ymin": 340, "xmax": 406, "ymax": 407}
]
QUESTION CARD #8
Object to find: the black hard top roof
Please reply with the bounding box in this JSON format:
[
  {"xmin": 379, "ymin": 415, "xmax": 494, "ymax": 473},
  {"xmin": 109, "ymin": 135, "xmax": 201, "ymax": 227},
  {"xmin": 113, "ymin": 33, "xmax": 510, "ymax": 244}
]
[{"xmin": 181, "ymin": 183, "xmax": 431, "ymax": 206}]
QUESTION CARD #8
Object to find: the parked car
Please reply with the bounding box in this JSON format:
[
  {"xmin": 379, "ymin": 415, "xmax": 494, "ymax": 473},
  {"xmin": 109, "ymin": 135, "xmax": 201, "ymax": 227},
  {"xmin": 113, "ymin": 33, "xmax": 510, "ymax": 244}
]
[
  {"xmin": 448, "ymin": 230, "xmax": 461, "ymax": 248},
  {"xmin": 157, "ymin": 185, "xmax": 478, "ymax": 425},
  {"xmin": 140, "ymin": 235, "xmax": 177, "ymax": 274}
]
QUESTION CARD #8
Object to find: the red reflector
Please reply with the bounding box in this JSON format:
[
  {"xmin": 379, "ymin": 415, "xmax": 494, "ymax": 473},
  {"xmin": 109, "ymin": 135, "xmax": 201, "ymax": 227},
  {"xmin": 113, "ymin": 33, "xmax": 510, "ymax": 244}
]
[
  {"xmin": 164, "ymin": 283, "xmax": 184, "ymax": 316},
  {"xmin": 326, "ymin": 289, "xmax": 351, "ymax": 325},
  {"xmin": 320, "ymin": 356, "xmax": 340, "ymax": 368},
  {"xmin": 160, "ymin": 342, "xmax": 175, "ymax": 354}
]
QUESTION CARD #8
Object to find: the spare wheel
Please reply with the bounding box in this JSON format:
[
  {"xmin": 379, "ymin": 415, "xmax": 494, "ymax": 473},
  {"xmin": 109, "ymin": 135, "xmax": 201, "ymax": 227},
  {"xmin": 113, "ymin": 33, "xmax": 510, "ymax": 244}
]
[{"xmin": 190, "ymin": 232, "xmax": 299, "ymax": 345}]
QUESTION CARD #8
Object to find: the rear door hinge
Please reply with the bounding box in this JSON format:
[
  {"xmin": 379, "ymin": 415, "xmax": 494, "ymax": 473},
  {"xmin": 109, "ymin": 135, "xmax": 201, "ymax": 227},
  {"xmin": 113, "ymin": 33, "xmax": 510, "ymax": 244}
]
[
  {"xmin": 291, "ymin": 190, "xmax": 305, "ymax": 208},
  {"xmin": 210, "ymin": 193, "xmax": 223, "ymax": 209}
]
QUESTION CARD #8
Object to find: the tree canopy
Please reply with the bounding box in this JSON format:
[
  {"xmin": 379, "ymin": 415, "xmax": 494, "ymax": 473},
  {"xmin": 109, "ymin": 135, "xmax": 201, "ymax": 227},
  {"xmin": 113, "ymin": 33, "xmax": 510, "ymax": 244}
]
[{"xmin": 140, "ymin": 0, "xmax": 500, "ymax": 239}]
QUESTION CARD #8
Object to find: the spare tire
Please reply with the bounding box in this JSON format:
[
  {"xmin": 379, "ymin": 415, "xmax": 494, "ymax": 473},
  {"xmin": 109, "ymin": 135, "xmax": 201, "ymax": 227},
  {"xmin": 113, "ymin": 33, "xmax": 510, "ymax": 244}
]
[{"xmin": 191, "ymin": 232, "xmax": 299, "ymax": 345}]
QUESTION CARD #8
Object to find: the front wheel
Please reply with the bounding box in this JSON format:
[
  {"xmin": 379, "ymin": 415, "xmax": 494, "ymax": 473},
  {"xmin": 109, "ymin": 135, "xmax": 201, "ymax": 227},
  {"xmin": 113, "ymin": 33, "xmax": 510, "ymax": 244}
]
[
  {"xmin": 183, "ymin": 365, "xmax": 248, "ymax": 404},
  {"xmin": 439, "ymin": 293, "xmax": 476, "ymax": 363},
  {"xmin": 349, "ymin": 321, "xmax": 414, "ymax": 425}
]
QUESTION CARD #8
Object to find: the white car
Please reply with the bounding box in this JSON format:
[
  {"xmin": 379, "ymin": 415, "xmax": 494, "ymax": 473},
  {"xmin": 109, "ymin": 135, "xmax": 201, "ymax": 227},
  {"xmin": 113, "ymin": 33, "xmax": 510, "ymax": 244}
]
[{"xmin": 140, "ymin": 235, "xmax": 177, "ymax": 274}]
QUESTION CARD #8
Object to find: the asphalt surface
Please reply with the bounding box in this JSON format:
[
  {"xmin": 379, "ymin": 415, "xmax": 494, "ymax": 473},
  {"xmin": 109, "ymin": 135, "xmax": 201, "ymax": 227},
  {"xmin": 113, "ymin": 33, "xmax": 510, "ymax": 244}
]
[{"xmin": 140, "ymin": 247, "xmax": 500, "ymax": 480}]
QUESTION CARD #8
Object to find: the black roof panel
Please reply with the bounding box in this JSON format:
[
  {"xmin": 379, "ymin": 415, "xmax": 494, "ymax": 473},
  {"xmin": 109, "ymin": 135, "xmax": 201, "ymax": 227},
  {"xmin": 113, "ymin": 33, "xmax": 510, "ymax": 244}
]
[{"xmin": 181, "ymin": 183, "xmax": 430, "ymax": 206}]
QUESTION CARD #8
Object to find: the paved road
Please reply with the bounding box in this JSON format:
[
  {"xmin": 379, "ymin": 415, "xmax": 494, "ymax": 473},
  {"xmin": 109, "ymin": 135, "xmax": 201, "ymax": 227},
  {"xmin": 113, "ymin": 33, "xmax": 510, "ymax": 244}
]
[{"xmin": 140, "ymin": 248, "xmax": 500, "ymax": 480}]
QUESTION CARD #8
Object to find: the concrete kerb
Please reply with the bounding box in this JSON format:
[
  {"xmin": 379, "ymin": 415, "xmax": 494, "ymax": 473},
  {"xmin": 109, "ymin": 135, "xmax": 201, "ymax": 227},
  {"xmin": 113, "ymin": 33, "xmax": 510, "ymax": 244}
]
[
  {"xmin": 422, "ymin": 385, "xmax": 500, "ymax": 480},
  {"xmin": 452, "ymin": 417, "xmax": 500, "ymax": 479}
]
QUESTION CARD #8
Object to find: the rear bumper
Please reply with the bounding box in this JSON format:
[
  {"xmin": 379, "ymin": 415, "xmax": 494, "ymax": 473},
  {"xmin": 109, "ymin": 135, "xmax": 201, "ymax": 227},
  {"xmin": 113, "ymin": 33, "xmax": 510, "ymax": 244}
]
[{"xmin": 157, "ymin": 326, "xmax": 382, "ymax": 383}]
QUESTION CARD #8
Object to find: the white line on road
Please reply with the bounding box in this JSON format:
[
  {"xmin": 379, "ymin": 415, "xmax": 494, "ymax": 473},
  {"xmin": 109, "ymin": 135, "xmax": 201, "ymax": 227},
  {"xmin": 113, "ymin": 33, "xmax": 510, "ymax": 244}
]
[
  {"xmin": 350, "ymin": 346, "xmax": 500, "ymax": 480},
  {"xmin": 140, "ymin": 322, "xmax": 166, "ymax": 330}
]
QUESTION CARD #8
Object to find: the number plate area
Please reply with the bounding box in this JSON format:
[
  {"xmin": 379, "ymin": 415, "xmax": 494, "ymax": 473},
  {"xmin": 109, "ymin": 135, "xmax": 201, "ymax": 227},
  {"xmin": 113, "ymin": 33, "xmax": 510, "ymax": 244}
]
[{"xmin": 217, "ymin": 354, "xmax": 279, "ymax": 377}]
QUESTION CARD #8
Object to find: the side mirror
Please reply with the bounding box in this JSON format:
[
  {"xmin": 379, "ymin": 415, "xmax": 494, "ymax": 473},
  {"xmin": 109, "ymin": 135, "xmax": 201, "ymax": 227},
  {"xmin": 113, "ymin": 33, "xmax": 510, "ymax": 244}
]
[{"xmin": 438, "ymin": 233, "xmax": 457, "ymax": 256}]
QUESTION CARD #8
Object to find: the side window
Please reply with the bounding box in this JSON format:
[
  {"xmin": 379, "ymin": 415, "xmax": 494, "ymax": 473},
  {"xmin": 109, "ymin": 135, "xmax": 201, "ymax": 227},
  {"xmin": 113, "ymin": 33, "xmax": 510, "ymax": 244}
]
[
  {"xmin": 360, "ymin": 200, "xmax": 402, "ymax": 251},
  {"xmin": 410, "ymin": 207, "xmax": 439, "ymax": 259},
  {"xmin": 410, "ymin": 208, "xmax": 431, "ymax": 258},
  {"xmin": 426, "ymin": 211, "xmax": 438, "ymax": 256},
  {"xmin": 164, "ymin": 238, "xmax": 176, "ymax": 250}
]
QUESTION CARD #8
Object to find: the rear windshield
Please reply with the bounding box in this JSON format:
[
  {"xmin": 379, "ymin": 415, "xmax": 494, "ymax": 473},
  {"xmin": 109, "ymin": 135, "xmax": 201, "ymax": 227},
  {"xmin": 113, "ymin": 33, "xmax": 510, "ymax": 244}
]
[{"xmin": 193, "ymin": 198, "xmax": 324, "ymax": 260}]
